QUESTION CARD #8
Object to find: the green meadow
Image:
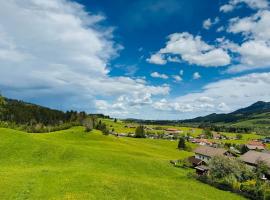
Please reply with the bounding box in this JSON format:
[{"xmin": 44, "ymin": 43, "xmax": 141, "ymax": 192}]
[{"xmin": 0, "ymin": 127, "xmax": 245, "ymax": 200}]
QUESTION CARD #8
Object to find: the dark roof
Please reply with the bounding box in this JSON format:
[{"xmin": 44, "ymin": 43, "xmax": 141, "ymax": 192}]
[
  {"xmin": 240, "ymin": 151, "xmax": 270, "ymax": 167},
  {"xmin": 188, "ymin": 156, "xmax": 203, "ymax": 166},
  {"xmin": 195, "ymin": 165, "xmax": 209, "ymax": 171},
  {"xmin": 194, "ymin": 146, "xmax": 227, "ymax": 157}
]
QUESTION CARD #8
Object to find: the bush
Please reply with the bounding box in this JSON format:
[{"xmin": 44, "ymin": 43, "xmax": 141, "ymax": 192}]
[{"xmin": 135, "ymin": 125, "xmax": 145, "ymax": 138}]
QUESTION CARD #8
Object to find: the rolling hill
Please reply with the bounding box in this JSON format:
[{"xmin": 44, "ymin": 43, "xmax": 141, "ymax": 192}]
[
  {"xmin": 0, "ymin": 127, "xmax": 244, "ymax": 199},
  {"xmin": 182, "ymin": 101, "xmax": 270, "ymax": 129}
]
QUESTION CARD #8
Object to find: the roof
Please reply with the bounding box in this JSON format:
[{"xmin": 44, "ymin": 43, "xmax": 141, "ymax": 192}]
[
  {"xmin": 194, "ymin": 146, "xmax": 227, "ymax": 157},
  {"xmin": 240, "ymin": 151, "xmax": 270, "ymax": 167},
  {"xmin": 247, "ymin": 141, "xmax": 265, "ymax": 150},
  {"xmin": 191, "ymin": 138, "xmax": 212, "ymax": 144},
  {"xmin": 195, "ymin": 165, "xmax": 209, "ymax": 171},
  {"xmin": 188, "ymin": 156, "xmax": 203, "ymax": 166}
]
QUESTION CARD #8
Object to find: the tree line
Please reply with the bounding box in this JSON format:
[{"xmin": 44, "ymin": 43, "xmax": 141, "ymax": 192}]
[{"xmin": 0, "ymin": 96, "xmax": 108, "ymax": 132}]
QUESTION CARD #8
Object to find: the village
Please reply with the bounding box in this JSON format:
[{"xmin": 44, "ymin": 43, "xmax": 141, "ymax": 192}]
[{"xmin": 103, "ymin": 120, "xmax": 270, "ymax": 181}]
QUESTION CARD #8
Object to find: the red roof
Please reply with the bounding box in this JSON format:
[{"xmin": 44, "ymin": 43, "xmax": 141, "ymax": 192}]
[{"xmin": 248, "ymin": 141, "xmax": 265, "ymax": 147}]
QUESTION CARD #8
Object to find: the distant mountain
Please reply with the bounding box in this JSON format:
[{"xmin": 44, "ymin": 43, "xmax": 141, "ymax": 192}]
[
  {"xmin": 232, "ymin": 101, "xmax": 270, "ymax": 115},
  {"xmin": 182, "ymin": 101, "xmax": 270, "ymax": 128}
]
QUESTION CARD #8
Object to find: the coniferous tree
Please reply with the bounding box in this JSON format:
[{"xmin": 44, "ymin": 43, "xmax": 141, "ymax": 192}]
[{"xmin": 178, "ymin": 137, "xmax": 186, "ymax": 150}]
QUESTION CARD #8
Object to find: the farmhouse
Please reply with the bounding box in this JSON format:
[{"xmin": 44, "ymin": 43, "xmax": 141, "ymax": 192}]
[
  {"xmin": 240, "ymin": 151, "xmax": 270, "ymax": 167},
  {"xmin": 191, "ymin": 138, "xmax": 213, "ymax": 146},
  {"xmin": 240, "ymin": 151, "xmax": 270, "ymax": 179},
  {"xmin": 194, "ymin": 146, "xmax": 229, "ymax": 163},
  {"xmin": 165, "ymin": 128, "xmax": 183, "ymax": 134},
  {"xmin": 246, "ymin": 141, "xmax": 266, "ymax": 151}
]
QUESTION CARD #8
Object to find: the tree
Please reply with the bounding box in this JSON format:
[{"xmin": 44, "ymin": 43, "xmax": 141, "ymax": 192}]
[
  {"xmin": 208, "ymin": 156, "xmax": 253, "ymax": 181},
  {"xmin": 203, "ymin": 129, "xmax": 213, "ymax": 139},
  {"xmin": 0, "ymin": 95, "xmax": 6, "ymax": 115},
  {"xmin": 83, "ymin": 117, "xmax": 95, "ymax": 132},
  {"xmin": 255, "ymin": 160, "xmax": 269, "ymax": 179},
  {"xmin": 178, "ymin": 137, "xmax": 186, "ymax": 150},
  {"xmin": 236, "ymin": 134, "xmax": 243, "ymax": 140},
  {"xmin": 239, "ymin": 144, "xmax": 249, "ymax": 154},
  {"xmin": 114, "ymin": 118, "xmax": 117, "ymax": 123},
  {"xmin": 135, "ymin": 125, "xmax": 145, "ymax": 138}
]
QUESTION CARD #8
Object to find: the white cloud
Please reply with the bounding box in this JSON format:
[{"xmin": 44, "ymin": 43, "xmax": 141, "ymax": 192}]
[
  {"xmin": 220, "ymin": 0, "xmax": 269, "ymax": 13},
  {"xmin": 220, "ymin": 4, "xmax": 234, "ymax": 13},
  {"xmin": 172, "ymin": 75, "xmax": 182, "ymax": 82},
  {"xmin": 226, "ymin": 10, "xmax": 270, "ymax": 72},
  {"xmin": 202, "ymin": 17, "xmax": 219, "ymax": 30},
  {"xmin": 217, "ymin": 26, "xmax": 225, "ymax": 32},
  {"xmin": 153, "ymin": 72, "xmax": 270, "ymax": 118},
  {"xmin": 150, "ymin": 72, "xmax": 168, "ymax": 79},
  {"xmin": 179, "ymin": 70, "xmax": 184, "ymax": 76},
  {"xmin": 0, "ymin": 0, "xmax": 169, "ymax": 114},
  {"xmin": 193, "ymin": 72, "xmax": 201, "ymax": 80},
  {"xmin": 148, "ymin": 32, "xmax": 231, "ymax": 67},
  {"xmin": 228, "ymin": 10, "xmax": 270, "ymax": 40},
  {"xmin": 147, "ymin": 53, "xmax": 167, "ymax": 65}
]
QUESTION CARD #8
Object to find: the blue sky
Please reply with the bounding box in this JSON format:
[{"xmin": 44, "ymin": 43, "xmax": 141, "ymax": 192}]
[{"xmin": 0, "ymin": 0, "xmax": 270, "ymax": 119}]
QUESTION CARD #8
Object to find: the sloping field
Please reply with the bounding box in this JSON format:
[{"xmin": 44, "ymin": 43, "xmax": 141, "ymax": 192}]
[{"xmin": 0, "ymin": 127, "xmax": 244, "ymax": 200}]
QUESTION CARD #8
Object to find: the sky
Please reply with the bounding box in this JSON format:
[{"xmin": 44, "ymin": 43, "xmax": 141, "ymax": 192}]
[{"xmin": 0, "ymin": 0, "xmax": 270, "ymax": 120}]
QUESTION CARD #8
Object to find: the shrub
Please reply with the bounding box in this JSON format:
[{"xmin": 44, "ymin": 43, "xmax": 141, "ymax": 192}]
[{"xmin": 135, "ymin": 125, "xmax": 145, "ymax": 138}]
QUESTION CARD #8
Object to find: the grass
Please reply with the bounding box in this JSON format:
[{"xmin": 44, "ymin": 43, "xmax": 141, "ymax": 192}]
[{"xmin": 0, "ymin": 127, "xmax": 245, "ymax": 200}]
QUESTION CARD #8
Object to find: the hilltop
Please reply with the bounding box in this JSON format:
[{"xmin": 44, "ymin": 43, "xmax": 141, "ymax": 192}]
[
  {"xmin": 182, "ymin": 101, "xmax": 270, "ymax": 129},
  {"xmin": 0, "ymin": 127, "xmax": 244, "ymax": 199}
]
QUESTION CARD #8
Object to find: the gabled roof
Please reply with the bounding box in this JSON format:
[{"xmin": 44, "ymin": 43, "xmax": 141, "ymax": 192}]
[
  {"xmin": 194, "ymin": 146, "xmax": 227, "ymax": 157},
  {"xmin": 247, "ymin": 141, "xmax": 265, "ymax": 150},
  {"xmin": 188, "ymin": 156, "xmax": 203, "ymax": 166},
  {"xmin": 240, "ymin": 151, "xmax": 270, "ymax": 167}
]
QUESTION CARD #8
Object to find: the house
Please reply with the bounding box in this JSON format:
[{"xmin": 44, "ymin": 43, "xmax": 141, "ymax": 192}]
[
  {"xmin": 246, "ymin": 140, "xmax": 266, "ymax": 151},
  {"xmin": 262, "ymin": 137, "xmax": 270, "ymax": 143},
  {"xmin": 194, "ymin": 165, "xmax": 209, "ymax": 175},
  {"xmin": 187, "ymin": 156, "xmax": 204, "ymax": 167},
  {"xmin": 165, "ymin": 128, "xmax": 183, "ymax": 134},
  {"xmin": 240, "ymin": 151, "xmax": 270, "ymax": 179},
  {"xmin": 191, "ymin": 138, "xmax": 213, "ymax": 146},
  {"xmin": 194, "ymin": 146, "xmax": 229, "ymax": 163}
]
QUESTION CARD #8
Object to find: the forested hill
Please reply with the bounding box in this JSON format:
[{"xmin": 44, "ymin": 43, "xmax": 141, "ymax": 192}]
[
  {"xmin": 0, "ymin": 96, "xmax": 109, "ymax": 132},
  {"xmin": 181, "ymin": 101, "xmax": 270, "ymax": 128},
  {"xmin": 0, "ymin": 97, "xmax": 88, "ymax": 125}
]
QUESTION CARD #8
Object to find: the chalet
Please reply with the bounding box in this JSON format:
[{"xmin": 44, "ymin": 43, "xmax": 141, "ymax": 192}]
[
  {"xmin": 246, "ymin": 141, "xmax": 266, "ymax": 151},
  {"xmin": 188, "ymin": 156, "xmax": 204, "ymax": 167},
  {"xmin": 240, "ymin": 151, "xmax": 270, "ymax": 179},
  {"xmin": 191, "ymin": 138, "xmax": 213, "ymax": 146},
  {"xmin": 165, "ymin": 128, "xmax": 183, "ymax": 134},
  {"xmin": 194, "ymin": 146, "xmax": 229, "ymax": 163}
]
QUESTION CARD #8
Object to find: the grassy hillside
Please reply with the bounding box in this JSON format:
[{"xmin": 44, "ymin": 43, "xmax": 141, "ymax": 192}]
[
  {"xmin": 182, "ymin": 101, "xmax": 270, "ymax": 128},
  {"xmin": 0, "ymin": 127, "xmax": 244, "ymax": 199}
]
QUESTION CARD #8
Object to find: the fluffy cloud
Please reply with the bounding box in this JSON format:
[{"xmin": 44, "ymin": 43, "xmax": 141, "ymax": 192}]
[
  {"xmin": 193, "ymin": 72, "xmax": 201, "ymax": 80},
  {"xmin": 226, "ymin": 10, "xmax": 270, "ymax": 72},
  {"xmin": 220, "ymin": 0, "xmax": 269, "ymax": 13},
  {"xmin": 147, "ymin": 32, "xmax": 231, "ymax": 67},
  {"xmin": 152, "ymin": 72, "xmax": 270, "ymax": 118},
  {"xmin": 172, "ymin": 75, "xmax": 182, "ymax": 82},
  {"xmin": 0, "ymin": 0, "xmax": 169, "ymax": 113},
  {"xmin": 202, "ymin": 17, "xmax": 219, "ymax": 29},
  {"xmin": 150, "ymin": 72, "xmax": 168, "ymax": 79},
  {"xmin": 147, "ymin": 53, "xmax": 167, "ymax": 65}
]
